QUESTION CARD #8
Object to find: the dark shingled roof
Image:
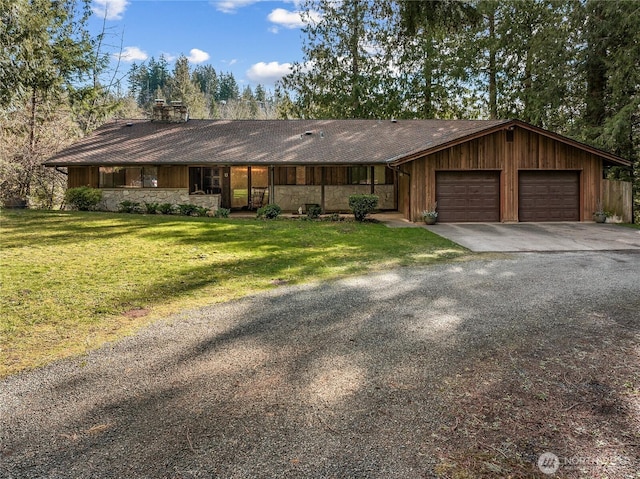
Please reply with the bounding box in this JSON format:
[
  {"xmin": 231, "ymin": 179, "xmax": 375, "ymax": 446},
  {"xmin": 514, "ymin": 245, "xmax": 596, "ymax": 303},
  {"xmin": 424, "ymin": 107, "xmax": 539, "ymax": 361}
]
[
  {"xmin": 43, "ymin": 119, "xmax": 511, "ymax": 166},
  {"xmin": 44, "ymin": 118, "xmax": 631, "ymax": 167}
]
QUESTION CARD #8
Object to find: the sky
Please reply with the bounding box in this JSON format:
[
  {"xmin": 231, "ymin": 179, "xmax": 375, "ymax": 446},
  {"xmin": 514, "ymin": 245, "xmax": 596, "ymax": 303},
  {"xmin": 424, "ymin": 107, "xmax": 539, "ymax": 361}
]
[{"xmin": 88, "ymin": 0, "xmax": 312, "ymax": 90}]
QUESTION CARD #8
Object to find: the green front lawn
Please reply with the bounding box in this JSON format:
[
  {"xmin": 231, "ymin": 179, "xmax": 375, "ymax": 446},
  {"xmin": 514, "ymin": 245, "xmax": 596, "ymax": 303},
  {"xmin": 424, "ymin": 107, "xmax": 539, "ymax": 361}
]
[{"xmin": 0, "ymin": 210, "xmax": 465, "ymax": 377}]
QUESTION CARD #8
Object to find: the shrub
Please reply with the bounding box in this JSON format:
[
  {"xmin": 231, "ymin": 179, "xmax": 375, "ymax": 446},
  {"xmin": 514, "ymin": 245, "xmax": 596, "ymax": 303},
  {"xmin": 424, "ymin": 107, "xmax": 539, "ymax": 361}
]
[
  {"xmin": 214, "ymin": 207, "xmax": 231, "ymax": 218},
  {"xmin": 193, "ymin": 206, "xmax": 209, "ymax": 217},
  {"xmin": 158, "ymin": 203, "xmax": 176, "ymax": 215},
  {"xmin": 177, "ymin": 204, "xmax": 199, "ymax": 216},
  {"xmin": 348, "ymin": 194, "xmax": 378, "ymax": 222},
  {"xmin": 257, "ymin": 203, "xmax": 282, "ymax": 219},
  {"xmin": 118, "ymin": 200, "xmax": 141, "ymax": 213},
  {"xmin": 144, "ymin": 202, "xmax": 159, "ymax": 214},
  {"xmin": 307, "ymin": 204, "xmax": 322, "ymax": 219},
  {"xmin": 64, "ymin": 187, "xmax": 102, "ymax": 211}
]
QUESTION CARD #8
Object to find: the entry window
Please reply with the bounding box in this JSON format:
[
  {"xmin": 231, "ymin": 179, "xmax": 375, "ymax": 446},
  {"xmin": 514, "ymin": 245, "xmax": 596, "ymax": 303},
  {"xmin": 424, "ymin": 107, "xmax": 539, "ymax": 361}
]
[
  {"xmin": 99, "ymin": 166, "xmax": 157, "ymax": 188},
  {"xmin": 230, "ymin": 166, "xmax": 248, "ymax": 208},
  {"xmin": 189, "ymin": 167, "xmax": 221, "ymax": 194}
]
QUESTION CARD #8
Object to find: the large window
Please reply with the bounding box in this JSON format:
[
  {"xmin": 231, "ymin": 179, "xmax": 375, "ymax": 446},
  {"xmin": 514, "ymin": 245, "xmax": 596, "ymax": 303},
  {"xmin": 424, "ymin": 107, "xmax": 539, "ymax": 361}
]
[
  {"xmin": 99, "ymin": 166, "xmax": 157, "ymax": 188},
  {"xmin": 323, "ymin": 166, "xmax": 391, "ymax": 185},
  {"xmin": 189, "ymin": 167, "xmax": 221, "ymax": 194}
]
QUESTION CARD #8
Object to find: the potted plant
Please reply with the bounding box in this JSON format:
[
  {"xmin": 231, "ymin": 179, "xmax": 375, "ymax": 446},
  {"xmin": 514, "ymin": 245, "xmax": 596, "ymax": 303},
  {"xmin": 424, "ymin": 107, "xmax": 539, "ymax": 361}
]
[
  {"xmin": 593, "ymin": 199, "xmax": 607, "ymax": 223},
  {"xmin": 421, "ymin": 202, "xmax": 438, "ymax": 225}
]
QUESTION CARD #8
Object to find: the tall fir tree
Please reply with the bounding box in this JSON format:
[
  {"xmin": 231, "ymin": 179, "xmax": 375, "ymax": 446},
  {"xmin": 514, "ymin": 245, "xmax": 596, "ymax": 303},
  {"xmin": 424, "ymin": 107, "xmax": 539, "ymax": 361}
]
[{"xmin": 281, "ymin": 0, "xmax": 399, "ymax": 119}]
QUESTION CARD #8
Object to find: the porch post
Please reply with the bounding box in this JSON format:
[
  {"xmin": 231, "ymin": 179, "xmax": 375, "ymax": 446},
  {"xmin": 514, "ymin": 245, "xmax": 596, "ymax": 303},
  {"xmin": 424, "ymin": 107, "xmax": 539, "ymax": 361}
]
[
  {"xmin": 269, "ymin": 165, "xmax": 274, "ymax": 205},
  {"xmin": 321, "ymin": 166, "xmax": 326, "ymax": 212}
]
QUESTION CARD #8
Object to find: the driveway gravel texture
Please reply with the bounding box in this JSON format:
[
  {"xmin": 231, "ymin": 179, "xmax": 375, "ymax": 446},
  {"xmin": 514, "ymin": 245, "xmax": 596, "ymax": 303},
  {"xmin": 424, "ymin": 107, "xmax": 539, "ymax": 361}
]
[{"xmin": 1, "ymin": 252, "xmax": 639, "ymax": 478}]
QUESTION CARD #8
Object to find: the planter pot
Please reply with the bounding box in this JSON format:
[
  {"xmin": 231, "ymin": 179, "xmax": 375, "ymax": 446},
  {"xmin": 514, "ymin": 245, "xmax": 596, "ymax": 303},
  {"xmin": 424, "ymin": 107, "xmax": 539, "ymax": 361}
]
[
  {"xmin": 593, "ymin": 213, "xmax": 607, "ymax": 224},
  {"xmin": 424, "ymin": 216, "xmax": 437, "ymax": 225}
]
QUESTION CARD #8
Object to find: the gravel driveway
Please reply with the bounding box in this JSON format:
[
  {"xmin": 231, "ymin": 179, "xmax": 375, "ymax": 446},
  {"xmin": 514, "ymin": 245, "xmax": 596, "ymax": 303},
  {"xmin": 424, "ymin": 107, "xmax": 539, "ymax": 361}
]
[{"xmin": 1, "ymin": 252, "xmax": 639, "ymax": 478}]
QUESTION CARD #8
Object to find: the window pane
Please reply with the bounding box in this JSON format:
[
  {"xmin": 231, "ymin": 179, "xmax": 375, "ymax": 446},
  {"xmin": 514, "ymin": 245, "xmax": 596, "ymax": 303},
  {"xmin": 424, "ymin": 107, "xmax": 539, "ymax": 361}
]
[
  {"xmin": 189, "ymin": 167, "xmax": 203, "ymax": 193},
  {"xmin": 231, "ymin": 166, "xmax": 248, "ymax": 208},
  {"xmin": 374, "ymin": 165, "xmax": 391, "ymax": 185},
  {"xmin": 99, "ymin": 167, "xmax": 114, "ymax": 187},
  {"xmin": 125, "ymin": 167, "xmax": 142, "ymax": 187},
  {"xmin": 143, "ymin": 167, "xmax": 158, "ymax": 187},
  {"xmin": 350, "ymin": 166, "xmax": 370, "ymax": 185}
]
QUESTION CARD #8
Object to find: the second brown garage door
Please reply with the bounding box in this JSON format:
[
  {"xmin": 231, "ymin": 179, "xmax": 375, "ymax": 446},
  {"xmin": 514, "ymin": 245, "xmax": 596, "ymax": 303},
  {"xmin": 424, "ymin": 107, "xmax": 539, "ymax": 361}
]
[
  {"xmin": 518, "ymin": 171, "xmax": 580, "ymax": 221},
  {"xmin": 436, "ymin": 171, "xmax": 500, "ymax": 222}
]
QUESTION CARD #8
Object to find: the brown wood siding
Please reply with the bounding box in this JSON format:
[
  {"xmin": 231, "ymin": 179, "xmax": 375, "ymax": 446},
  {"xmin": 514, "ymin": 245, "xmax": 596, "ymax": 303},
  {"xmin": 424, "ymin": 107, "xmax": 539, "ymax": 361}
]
[
  {"xmin": 324, "ymin": 166, "xmax": 349, "ymax": 185},
  {"xmin": 274, "ymin": 166, "xmax": 297, "ymax": 185},
  {"xmin": 68, "ymin": 166, "xmax": 98, "ymax": 188},
  {"xmin": 305, "ymin": 167, "xmax": 323, "ymax": 185},
  {"xmin": 158, "ymin": 166, "xmax": 187, "ymax": 188},
  {"xmin": 407, "ymin": 127, "xmax": 604, "ymax": 222}
]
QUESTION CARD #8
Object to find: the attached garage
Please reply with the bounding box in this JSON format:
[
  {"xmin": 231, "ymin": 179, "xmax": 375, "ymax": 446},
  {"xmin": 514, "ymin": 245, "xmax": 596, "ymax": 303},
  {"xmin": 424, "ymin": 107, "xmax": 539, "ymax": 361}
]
[
  {"xmin": 436, "ymin": 171, "xmax": 500, "ymax": 222},
  {"xmin": 518, "ymin": 171, "xmax": 580, "ymax": 222},
  {"xmin": 393, "ymin": 119, "xmax": 631, "ymax": 223}
]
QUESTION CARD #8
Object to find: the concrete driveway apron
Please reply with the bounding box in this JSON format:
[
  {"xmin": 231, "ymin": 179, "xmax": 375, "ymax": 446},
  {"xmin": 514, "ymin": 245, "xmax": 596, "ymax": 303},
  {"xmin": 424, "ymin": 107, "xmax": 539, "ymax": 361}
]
[{"xmin": 423, "ymin": 223, "xmax": 640, "ymax": 252}]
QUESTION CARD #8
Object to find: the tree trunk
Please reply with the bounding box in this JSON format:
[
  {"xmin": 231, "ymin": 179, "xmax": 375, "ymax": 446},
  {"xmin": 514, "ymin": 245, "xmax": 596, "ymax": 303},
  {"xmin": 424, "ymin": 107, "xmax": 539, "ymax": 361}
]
[
  {"xmin": 349, "ymin": 0, "xmax": 362, "ymax": 118},
  {"xmin": 584, "ymin": 1, "xmax": 606, "ymax": 134},
  {"xmin": 488, "ymin": 9, "xmax": 497, "ymax": 120}
]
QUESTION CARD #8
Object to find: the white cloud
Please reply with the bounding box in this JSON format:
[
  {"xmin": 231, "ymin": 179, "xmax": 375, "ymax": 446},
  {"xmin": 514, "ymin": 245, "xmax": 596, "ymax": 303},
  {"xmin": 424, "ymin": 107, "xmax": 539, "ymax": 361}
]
[
  {"xmin": 187, "ymin": 49, "xmax": 210, "ymax": 64},
  {"xmin": 246, "ymin": 61, "xmax": 293, "ymax": 84},
  {"xmin": 267, "ymin": 8, "xmax": 321, "ymax": 31},
  {"xmin": 92, "ymin": 0, "xmax": 128, "ymax": 21},
  {"xmin": 160, "ymin": 52, "xmax": 177, "ymax": 62},
  {"xmin": 267, "ymin": 8, "xmax": 304, "ymax": 29},
  {"xmin": 213, "ymin": 0, "xmax": 259, "ymax": 14},
  {"xmin": 116, "ymin": 46, "xmax": 148, "ymax": 62}
]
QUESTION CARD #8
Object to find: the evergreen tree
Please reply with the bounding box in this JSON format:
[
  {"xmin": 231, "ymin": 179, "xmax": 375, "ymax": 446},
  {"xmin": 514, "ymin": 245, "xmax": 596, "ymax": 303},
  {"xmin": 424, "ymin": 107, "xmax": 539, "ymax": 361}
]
[
  {"xmin": 193, "ymin": 64, "xmax": 219, "ymax": 117},
  {"xmin": 396, "ymin": 0, "xmax": 477, "ymax": 119},
  {"xmin": 0, "ymin": 0, "xmax": 94, "ymax": 203},
  {"xmin": 217, "ymin": 72, "xmax": 240, "ymax": 102},
  {"xmin": 281, "ymin": 0, "xmax": 399, "ymax": 119},
  {"xmin": 168, "ymin": 55, "xmax": 207, "ymax": 118}
]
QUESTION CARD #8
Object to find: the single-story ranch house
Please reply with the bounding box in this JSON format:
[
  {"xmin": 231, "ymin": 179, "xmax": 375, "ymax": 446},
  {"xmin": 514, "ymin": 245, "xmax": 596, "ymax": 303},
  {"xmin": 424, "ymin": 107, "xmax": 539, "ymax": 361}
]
[{"xmin": 45, "ymin": 102, "xmax": 632, "ymax": 222}]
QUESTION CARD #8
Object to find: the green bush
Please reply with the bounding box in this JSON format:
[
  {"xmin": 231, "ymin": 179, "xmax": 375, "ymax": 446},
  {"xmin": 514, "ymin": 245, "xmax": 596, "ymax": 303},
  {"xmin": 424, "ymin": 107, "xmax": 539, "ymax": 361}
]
[
  {"xmin": 348, "ymin": 194, "xmax": 378, "ymax": 222},
  {"xmin": 64, "ymin": 187, "xmax": 102, "ymax": 211},
  {"xmin": 158, "ymin": 203, "xmax": 176, "ymax": 215},
  {"xmin": 257, "ymin": 203, "xmax": 282, "ymax": 219},
  {"xmin": 193, "ymin": 206, "xmax": 209, "ymax": 217},
  {"xmin": 214, "ymin": 207, "xmax": 231, "ymax": 218},
  {"xmin": 307, "ymin": 204, "xmax": 322, "ymax": 219},
  {"xmin": 118, "ymin": 200, "xmax": 141, "ymax": 213},
  {"xmin": 177, "ymin": 204, "xmax": 199, "ymax": 216},
  {"xmin": 144, "ymin": 202, "xmax": 159, "ymax": 214}
]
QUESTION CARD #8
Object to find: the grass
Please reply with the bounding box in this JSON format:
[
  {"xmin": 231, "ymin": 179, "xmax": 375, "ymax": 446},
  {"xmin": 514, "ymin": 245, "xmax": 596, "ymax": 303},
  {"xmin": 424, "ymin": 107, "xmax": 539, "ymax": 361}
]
[
  {"xmin": 0, "ymin": 209, "xmax": 466, "ymax": 377},
  {"xmin": 619, "ymin": 222, "xmax": 640, "ymax": 229}
]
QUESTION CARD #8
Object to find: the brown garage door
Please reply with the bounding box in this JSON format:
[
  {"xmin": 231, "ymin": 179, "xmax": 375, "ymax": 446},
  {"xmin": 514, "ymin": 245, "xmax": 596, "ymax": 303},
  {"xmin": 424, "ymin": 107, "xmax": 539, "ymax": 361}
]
[
  {"xmin": 436, "ymin": 171, "xmax": 500, "ymax": 222},
  {"xmin": 518, "ymin": 171, "xmax": 579, "ymax": 222}
]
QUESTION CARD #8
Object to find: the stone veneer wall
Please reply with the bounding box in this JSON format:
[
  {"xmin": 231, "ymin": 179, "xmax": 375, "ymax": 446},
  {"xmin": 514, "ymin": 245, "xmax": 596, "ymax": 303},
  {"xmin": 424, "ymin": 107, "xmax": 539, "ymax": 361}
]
[
  {"xmin": 98, "ymin": 188, "xmax": 220, "ymax": 212},
  {"xmin": 273, "ymin": 185, "xmax": 395, "ymax": 212},
  {"xmin": 374, "ymin": 185, "xmax": 395, "ymax": 210},
  {"xmin": 273, "ymin": 186, "xmax": 322, "ymax": 211}
]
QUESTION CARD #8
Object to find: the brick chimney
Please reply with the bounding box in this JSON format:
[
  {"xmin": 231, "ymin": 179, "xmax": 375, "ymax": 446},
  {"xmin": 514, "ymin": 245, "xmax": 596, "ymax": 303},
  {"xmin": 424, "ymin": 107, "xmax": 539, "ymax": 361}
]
[{"xmin": 152, "ymin": 99, "xmax": 189, "ymax": 123}]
